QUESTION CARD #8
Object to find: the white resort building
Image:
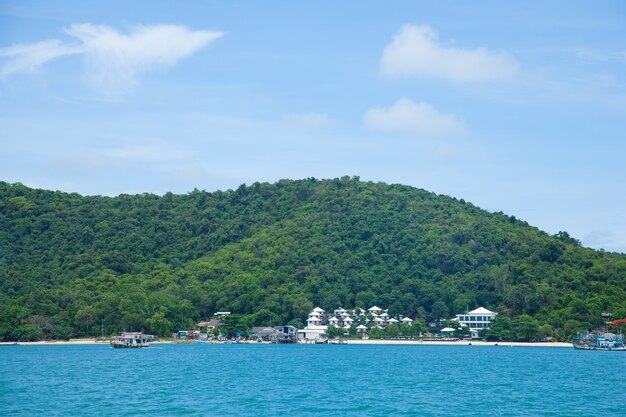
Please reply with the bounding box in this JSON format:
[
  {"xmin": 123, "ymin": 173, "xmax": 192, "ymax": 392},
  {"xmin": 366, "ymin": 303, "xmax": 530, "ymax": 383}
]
[
  {"xmin": 452, "ymin": 307, "xmax": 497, "ymax": 338},
  {"xmin": 298, "ymin": 307, "xmax": 328, "ymax": 341},
  {"xmin": 295, "ymin": 305, "xmax": 498, "ymax": 341},
  {"xmin": 297, "ymin": 305, "xmax": 415, "ymax": 341},
  {"xmin": 297, "ymin": 324, "xmax": 328, "ymax": 341}
]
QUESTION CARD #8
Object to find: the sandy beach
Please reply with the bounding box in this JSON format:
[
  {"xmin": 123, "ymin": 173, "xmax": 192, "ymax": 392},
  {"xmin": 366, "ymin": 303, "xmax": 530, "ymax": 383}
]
[
  {"xmin": 0, "ymin": 339, "xmax": 572, "ymax": 348},
  {"xmin": 345, "ymin": 339, "xmax": 572, "ymax": 348},
  {"xmin": 0, "ymin": 339, "xmax": 113, "ymax": 346},
  {"xmin": 0, "ymin": 339, "xmax": 183, "ymax": 346}
]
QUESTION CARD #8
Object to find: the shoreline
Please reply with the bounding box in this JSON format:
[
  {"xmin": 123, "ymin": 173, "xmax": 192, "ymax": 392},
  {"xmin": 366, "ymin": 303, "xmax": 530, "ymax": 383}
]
[
  {"xmin": 0, "ymin": 338, "xmax": 572, "ymax": 348},
  {"xmin": 0, "ymin": 339, "xmax": 179, "ymax": 346},
  {"xmin": 345, "ymin": 339, "xmax": 571, "ymax": 348}
]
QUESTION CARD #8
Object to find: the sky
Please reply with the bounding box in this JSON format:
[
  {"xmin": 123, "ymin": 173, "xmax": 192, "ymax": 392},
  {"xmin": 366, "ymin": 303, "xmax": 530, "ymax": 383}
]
[{"xmin": 1, "ymin": 1, "xmax": 625, "ymax": 253}]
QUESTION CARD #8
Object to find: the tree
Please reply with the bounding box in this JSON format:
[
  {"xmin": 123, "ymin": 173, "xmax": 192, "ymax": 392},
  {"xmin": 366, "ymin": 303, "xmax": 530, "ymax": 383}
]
[
  {"xmin": 431, "ymin": 301, "xmax": 449, "ymax": 322},
  {"xmin": 411, "ymin": 319, "xmax": 428, "ymax": 335},
  {"xmin": 145, "ymin": 312, "xmax": 172, "ymax": 337},
  {"xmin": 0, "ymin": 305, "xmax": 30, "ymax": 341},
  {"xmin": 29, "ymin": 315, "xmax": 54, "ymax": 337},
  {"xmin": 51, "ymin": 325, "xmax": 72, "ymax": 341},
  {"xmin": 220, "ymin": 314, "xmax": 251, "ymax": 337},
  {"xmin": 538, "ymin": 324, "xmax": 554, "ymax": 341},
  {"xmin": 326, "ymin": 324, "xmax": 340, "ymax": 339},
  {"xmin": 384, "ymin": 323, "xmax": 400, "ymax": 338},
  {"xmin": 252, "ymin": 309, "xmax": 280, "ymax": 327},
  {"xmin": 121, "ymin": 313, "xmax": 145, "ymax": 332},
  {"xmin": 74, "ymin": 306, "xmax": 97, "ymax": 334},
  {"xmin": 454, "ymin": 326, "xmax": 470, "ymax": 339},
  {"xmin": 348, "ymin": 325, "xmax": 358, "ymax": 338},
  {"xmin": 400, "ymin": 323, "xmax": 417, "ymax": 337},
  {"xmin": 287, "ymin": 318, "xmax": 304, "ymax": 329},
  {"xmin": 0, "ymin": 179, "xmax": 624, "ymax": 342},
  {"xmin": 13, "ymin": 324, "xmax": 44, "ymax": 341},
  {"xmin": 563, "ymin": 320, "xmax": 584, "ymax": 339},
  {"xmin": 510, "ymin": 315, "xmax": 540, "ymax": 342},
  {"xmin": 485, "ymin": 316, "xmax": 512, "ymax": 341},
  {"xmin": 369, "ymin": 326, "xmax": 383, "ymax": 339}
]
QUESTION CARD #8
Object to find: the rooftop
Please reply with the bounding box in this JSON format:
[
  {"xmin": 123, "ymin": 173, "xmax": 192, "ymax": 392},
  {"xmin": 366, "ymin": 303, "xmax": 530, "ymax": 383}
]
[{"xmin": 467, "ymin": 307, "xmax": 496, "ymax": 315}]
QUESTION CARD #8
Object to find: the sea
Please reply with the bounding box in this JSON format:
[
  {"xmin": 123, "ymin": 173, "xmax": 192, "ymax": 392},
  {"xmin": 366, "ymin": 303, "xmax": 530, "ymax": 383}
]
[{"xmin": 1, "ymin": 343, "xmax": 624, "ymax": 416}]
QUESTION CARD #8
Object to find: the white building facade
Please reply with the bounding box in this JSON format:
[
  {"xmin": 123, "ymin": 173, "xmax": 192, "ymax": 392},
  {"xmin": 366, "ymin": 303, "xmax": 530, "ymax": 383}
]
[
  {"xmin": 297, "ymin": 306, "xmax": 416, "ymax": 341},
  {"xmin": 298, "ymin": 307, "xmax": 328, "ymax": 341},
  {"xmin": 455, "ymin": 307, "xmax": 497, "ymax": 330}
]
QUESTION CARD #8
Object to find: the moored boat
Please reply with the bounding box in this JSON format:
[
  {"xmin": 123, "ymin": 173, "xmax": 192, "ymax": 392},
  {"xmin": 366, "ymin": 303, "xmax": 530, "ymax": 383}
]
[
  {"xmin": 111, "ymin": 332, "xmax": 155, "ymax": 348},
  {"xmin": 573, "ymin": 330, "xmax": 625, "ymax": 351}
]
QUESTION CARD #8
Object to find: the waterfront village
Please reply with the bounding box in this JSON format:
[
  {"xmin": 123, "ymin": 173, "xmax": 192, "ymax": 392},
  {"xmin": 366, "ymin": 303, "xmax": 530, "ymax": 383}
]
[{"xmin": 182, "ymin": 306, "xmax": 499, "ymax": 343}]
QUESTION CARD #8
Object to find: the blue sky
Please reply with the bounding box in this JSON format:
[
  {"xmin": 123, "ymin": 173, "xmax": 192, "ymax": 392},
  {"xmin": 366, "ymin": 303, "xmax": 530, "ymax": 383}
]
[{"xmin": 1, "ymin": 1, "xmax": 625, "ymax": 252}]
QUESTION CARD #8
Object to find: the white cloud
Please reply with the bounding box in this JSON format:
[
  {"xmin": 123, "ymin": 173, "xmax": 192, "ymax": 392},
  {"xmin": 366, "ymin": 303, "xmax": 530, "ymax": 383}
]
[
  {"xmin": 380, "ymin": 24, "xmax": 518, "ymax": 83},
  {"xmin": 283, "ymin": 113, "xmax": 335, "ymax": 129},
  {"xmin": 0, "ymin": 40, "xmax": 83, "ymax": 78},
  {"xmin": 64, "ymin": 23, "xmax": 223, "ymax": 90},
  {"xmin": 100, "ymin": 142, "xmax": 189, "ymax": 161},
  {"xmin": 0, "ymin": 24, "xmax": 223, "ymax": 89},
  {"xmin": 364, "ymin": 98, "xmax": 465, "ymax": 137}
]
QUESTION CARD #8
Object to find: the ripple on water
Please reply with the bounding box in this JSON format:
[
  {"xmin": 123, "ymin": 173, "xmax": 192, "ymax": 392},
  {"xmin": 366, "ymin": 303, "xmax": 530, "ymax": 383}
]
[{"xmin": 1, "ymin": 344, "xmax": 624, "ymax": 416}]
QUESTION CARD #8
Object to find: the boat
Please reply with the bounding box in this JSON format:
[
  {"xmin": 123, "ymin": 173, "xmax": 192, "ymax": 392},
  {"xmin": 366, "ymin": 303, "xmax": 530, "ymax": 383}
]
[
  {"xmin": 573, "ymin": 330, "xmax": 625, "ymax": 351},
  {"xmin": 573, "ymin": 317, "xmax": 626, "ymax": 351},
  {"xmin": 111, "ymin": 332, "xmax": 155, "ymax": 348}
]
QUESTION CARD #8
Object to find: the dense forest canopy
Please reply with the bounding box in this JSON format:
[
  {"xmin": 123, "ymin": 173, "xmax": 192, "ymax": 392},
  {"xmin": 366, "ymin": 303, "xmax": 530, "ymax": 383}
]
[{"xmin": 1, "ymin": 177, "xmax": 624, "ymax": 341}]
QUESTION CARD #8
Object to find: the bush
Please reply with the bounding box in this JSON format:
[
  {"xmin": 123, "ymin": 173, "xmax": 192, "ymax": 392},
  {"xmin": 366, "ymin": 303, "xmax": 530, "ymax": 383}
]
[{"xmin": 13, "ymin": 324, "xmax": 44, "ymax": 341}]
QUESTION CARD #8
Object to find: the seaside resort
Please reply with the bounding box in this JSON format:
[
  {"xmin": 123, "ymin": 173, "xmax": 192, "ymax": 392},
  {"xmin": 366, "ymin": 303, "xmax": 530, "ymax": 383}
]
[
  {"xmin": 184, "ymin": 306, "xmax": 498, "ymax": 343},
  {"xmin": 296, "ymin": 306, "xmax": 497, "ymax": 343}
]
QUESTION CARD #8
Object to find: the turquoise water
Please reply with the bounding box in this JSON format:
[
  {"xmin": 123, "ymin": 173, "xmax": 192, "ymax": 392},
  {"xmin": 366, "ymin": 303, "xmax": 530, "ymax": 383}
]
[{"xmin": 1, "ymin": 344, "xmax": 624, "ymax": 416}]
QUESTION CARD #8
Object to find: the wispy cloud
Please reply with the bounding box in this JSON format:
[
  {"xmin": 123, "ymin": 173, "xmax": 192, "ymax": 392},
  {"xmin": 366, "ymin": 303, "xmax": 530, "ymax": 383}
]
[
  {"xmin": 380, "ymin": 24, "xmax": 518, "ymax": 83},
  {"xmin": 0, "ymin": 40, "xmax": 83, "ymax": 77},
  {"xmin": 100, "ymin": 142, "xmax": 189, "ymax": 161},
  {"xmin": 0, "ymin": 24, "xmax": 223, "ymax": 90},
  {"xmin": 65, "ymin": 23, "xmax": 223, "ymax": 91},
  {"xmin": 364, "ymin": 98, "xmax": 465, "ymax": 137}
]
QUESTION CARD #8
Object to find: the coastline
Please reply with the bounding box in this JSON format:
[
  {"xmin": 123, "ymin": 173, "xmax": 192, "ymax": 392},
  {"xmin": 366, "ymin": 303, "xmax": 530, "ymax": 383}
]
[
  {"xmin": 345, "ymin": 339, "xmax": 572, "ymax": 348},
  {"xmin": 0, "ymin": 339, "xmax": 572, "ymax": 348},
  {"xmin": 0, "ymin": 339, "xmax": 178, "ymax": 346}
]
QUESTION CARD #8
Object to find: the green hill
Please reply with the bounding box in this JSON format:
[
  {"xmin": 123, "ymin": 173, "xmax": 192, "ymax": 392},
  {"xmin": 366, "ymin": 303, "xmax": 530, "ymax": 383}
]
[{"xmin": 1, "ymin": 177, "xmax": 624, "ymax": 341}]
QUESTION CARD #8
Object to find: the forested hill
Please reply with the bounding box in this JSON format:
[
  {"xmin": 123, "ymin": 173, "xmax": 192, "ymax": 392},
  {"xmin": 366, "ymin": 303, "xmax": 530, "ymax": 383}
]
[{"xmin": 1, "ymin": 177, "xmax": 624, "ymax": 341}]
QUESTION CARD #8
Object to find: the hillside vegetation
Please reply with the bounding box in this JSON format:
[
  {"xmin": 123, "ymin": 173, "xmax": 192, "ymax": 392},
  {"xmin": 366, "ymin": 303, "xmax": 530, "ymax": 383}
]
[{"xmin": 1, "ymin": 177, "xmax": 624, "ymax": 341}]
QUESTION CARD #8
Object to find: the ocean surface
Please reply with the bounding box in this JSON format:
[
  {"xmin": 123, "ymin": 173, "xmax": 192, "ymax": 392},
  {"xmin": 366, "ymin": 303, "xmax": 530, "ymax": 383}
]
[{"xmin": 1, "ymin": 343, "xmax": 624, "ymax": 416}]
